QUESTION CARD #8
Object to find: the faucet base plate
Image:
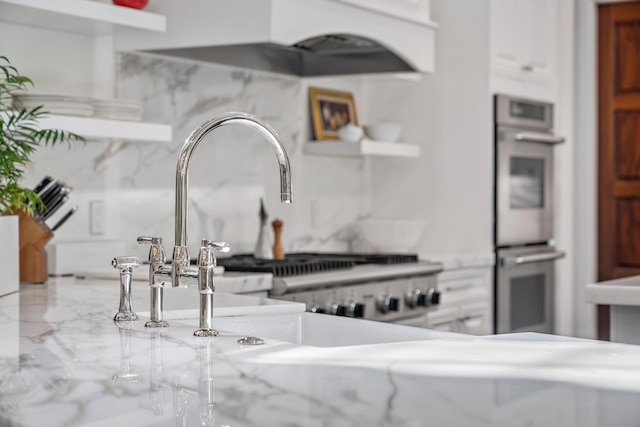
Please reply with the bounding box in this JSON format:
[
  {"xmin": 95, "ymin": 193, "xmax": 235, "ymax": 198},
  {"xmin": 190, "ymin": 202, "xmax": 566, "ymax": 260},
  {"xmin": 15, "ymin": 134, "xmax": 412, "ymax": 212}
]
[
  {"xmin": 145, "ymin": 320, "xmax": 169, "ymax": 328},
  {"xmin": 193, "ymin": 329, "xmax": 219, "ymax": 337},
  {"xmin": 114, "ymin": 312, "xmax": 139, "ymax": 322}
]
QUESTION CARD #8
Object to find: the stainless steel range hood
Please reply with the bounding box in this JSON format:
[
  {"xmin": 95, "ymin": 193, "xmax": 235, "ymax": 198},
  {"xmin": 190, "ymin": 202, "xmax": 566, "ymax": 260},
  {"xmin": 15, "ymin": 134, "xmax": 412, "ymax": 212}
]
[{"xmin": 115, "ymin": 0, "xmax": 437, "ymax": 76}]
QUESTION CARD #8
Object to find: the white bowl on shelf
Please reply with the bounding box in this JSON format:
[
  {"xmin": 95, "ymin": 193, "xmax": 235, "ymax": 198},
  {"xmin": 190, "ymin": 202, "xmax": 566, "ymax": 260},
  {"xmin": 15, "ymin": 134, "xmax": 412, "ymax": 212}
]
[
  {"xmin": 337, "ymin": 124, "xmax": 364, "ymax": 142},
  {"xmin": 363, "ymin": 123, "xmax": 403, "ymax": 142},
  {"xmin": 357, "ymin": 219, "xmax": 426, "ymax": 252}
]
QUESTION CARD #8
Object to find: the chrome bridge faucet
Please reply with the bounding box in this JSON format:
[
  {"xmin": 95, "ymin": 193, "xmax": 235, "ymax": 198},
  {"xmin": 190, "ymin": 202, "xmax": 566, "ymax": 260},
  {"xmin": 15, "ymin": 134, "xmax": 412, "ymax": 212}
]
[{"xmin": 136, "ymin": 112, "xmax": 293, "ymax": 337}]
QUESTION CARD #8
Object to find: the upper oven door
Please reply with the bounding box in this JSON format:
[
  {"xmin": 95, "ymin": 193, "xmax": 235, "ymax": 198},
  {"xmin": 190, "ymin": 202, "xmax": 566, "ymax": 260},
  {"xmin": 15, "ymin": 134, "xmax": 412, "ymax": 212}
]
[{"xmin": 496, "ymin": 128, "xmax": 563, "ymax": 246}]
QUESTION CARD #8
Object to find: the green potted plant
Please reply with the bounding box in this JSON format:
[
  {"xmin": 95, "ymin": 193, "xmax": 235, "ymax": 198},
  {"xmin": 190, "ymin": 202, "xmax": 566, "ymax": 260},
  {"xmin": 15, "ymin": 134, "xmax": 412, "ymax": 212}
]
[{"xmin": 0, "ymin": 56, "xmax": 83, "ymax": 293}]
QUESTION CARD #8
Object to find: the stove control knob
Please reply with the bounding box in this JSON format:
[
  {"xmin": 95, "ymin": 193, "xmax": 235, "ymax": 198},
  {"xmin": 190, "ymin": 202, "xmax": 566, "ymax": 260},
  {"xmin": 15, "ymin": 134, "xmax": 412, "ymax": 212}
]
[
  {"xmin": 417, "ymin": 288, "xmax": 441, "ymax": 307},
  {"xmin": 331, "ymin": 303, "xmax": 348, "ymax": 316},
  {"xmin": 310, "ymin": 305, "xmax": 327, "ymax": 314},
  {"xmin": 417, "ymin": 293, "xmax": 428, "ymax": 307},
  {"xmin": 377, "ymin": 295, "xmax": 400, "ymax": 314},
  {"xmin": 428, "ymin": 288, "xmax": 441, "ymax": 306},
  {"xmin": 405, "ymin": 290, "xmax": 422, "ymax": 309},
  {"xmin": 348, "ymin": 302, "xmax": 366, "ymax": 319}
]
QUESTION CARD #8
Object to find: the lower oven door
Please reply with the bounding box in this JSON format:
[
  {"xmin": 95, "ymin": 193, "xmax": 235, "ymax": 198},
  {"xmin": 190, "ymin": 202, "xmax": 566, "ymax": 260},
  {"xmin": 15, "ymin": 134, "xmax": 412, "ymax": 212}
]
[{"xmin": 496, "ymin": 247, "xmax": 565, "ymax": 334}]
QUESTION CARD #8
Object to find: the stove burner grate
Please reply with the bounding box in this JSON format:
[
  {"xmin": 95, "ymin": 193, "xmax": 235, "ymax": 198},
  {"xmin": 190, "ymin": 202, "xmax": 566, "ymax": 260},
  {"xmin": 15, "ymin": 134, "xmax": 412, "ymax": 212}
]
[
  {"xmin": 290, "ymin": 252, "xmax": 419, "ymax": 265},
  {"xmin": 217, "ymin": 255, "xmax": 355, "ymax": 277},
  {"xmin": 216, "ymin": 252, "xmax": 419, "ymax": 277}
]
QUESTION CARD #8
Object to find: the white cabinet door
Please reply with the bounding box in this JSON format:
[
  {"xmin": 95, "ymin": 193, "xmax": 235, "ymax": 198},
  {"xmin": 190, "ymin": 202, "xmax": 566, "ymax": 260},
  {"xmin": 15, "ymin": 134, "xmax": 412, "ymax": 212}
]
[
  {"xmin": 427, "ymin": 302, "xmax": 492, "ymax": 335},
  {"xmin": 458, "ymin": 301, "xmax": 492, "ymax": 335},
  {"xmin": 490, "ymin": 0, "xmax": 557, "ymax": 99},
  {"xmin": 491, "ymin": 0, "xmax": 523, "ymax": 72},
  {"xmin": 426, "ymin": 306, "xmax": 460, "ymax": 333},
  {"xmin": 333, "ymin": 0, "xmax": 433, "ymax": 25}
]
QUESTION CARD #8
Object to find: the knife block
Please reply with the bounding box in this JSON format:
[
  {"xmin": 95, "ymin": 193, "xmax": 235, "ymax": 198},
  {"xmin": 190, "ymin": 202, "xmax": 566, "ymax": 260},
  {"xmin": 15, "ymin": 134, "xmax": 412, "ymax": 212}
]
[{"xmin": 16, "ymin": 211, "xmax": 53, "ymax": 283}]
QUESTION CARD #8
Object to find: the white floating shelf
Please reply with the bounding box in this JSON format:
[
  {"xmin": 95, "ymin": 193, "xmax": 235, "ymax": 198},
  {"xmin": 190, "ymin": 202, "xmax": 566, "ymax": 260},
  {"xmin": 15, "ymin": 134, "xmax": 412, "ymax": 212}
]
[
  {"xmin": 304, "ymin": 139, "xmax": 420, "ymax": 158},
  {"xmin": 37, "ymin": 115, "xmax": 172, "ymax": 143},
  {"xmin": 0, "ymin": 0, "xmax": 166, "ymax": 35}
]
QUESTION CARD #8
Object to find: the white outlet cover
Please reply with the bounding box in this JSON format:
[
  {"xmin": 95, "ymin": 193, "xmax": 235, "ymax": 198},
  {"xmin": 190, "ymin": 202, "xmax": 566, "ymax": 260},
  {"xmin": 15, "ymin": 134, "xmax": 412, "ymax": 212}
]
[{"xmin": 89, "ymin": 200, "xmax": 105, "ymax": 235}]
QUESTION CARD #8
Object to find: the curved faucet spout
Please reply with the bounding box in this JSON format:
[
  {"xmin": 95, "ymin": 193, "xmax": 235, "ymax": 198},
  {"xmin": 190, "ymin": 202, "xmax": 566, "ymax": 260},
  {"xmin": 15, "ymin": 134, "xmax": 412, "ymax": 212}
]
[{"xmin": 172, "ymin": 112, "xmax": 293, "ymax": 288}]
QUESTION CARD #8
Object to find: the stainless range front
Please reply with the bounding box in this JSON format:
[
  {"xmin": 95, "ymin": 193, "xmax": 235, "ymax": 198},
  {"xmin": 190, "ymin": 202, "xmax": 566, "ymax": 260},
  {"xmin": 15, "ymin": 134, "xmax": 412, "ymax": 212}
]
[
  {"xmin": 218, "ymin": 253, "xmax": 443, "ymax": 325},
  {"xmin": 271, "ymin": 263, "xmax": 442, "ymax": 323}
]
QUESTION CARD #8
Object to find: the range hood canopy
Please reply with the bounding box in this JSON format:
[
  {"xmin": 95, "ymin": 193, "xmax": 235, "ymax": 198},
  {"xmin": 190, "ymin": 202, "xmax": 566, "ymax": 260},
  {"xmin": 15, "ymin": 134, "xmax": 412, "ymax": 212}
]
[
  {"xmin": 149, "ymin": 34, "xmax": 414, "ymax": 77},
  {"xmin": 116, "ymin": 0, "xmax": 437, "ymax": 77}
]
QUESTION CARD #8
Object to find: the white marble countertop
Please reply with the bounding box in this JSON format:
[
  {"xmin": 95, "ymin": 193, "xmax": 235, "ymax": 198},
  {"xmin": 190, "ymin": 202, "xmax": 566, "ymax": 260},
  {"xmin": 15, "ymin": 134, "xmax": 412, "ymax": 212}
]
[
  {"xmin": 586, "ymin": 275, "xmax": 640, "ymax": 306},
  {"xmin": 2, "ymin": 278, "xmax": 640, "ymax": 426}
]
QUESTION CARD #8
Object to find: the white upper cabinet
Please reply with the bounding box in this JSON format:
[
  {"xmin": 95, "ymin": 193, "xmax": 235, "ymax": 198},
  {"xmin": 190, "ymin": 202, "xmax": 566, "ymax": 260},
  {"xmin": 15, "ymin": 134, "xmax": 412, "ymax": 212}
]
[
  {"xmin": 332, "ymin": 0, "xmax": 434, "ymax": 26},
  {"xmin": 490, "ymin": 0, "xmax": 558, "ymax": 101}
]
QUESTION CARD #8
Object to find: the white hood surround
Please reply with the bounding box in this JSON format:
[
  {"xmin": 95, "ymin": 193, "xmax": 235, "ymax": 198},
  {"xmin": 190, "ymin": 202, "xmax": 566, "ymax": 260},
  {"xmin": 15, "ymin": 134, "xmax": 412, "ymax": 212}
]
[{"xmin": 115, "ymin": 0, "xmax": 437, "ymax": 76}]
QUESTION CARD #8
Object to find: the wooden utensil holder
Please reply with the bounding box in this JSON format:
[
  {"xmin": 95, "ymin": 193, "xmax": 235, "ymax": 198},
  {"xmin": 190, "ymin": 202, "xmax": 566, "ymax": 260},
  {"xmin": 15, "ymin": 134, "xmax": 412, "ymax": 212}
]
[{"xmin": 16, "ymin": 211, "xmax": 53, "ymax": 283}]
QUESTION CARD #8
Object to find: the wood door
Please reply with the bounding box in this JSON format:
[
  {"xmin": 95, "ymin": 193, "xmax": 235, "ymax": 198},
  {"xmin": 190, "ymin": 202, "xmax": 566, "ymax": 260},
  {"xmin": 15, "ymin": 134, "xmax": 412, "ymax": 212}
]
[{"xmin": 598, "ymin": 1, "xmax": 640, "ymax": 340}]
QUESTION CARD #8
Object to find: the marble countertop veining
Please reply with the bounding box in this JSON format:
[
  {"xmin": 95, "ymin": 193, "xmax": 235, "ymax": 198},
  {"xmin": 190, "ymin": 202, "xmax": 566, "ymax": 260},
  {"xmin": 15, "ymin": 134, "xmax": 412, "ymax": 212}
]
[{"xmin": 2, "ymin": 278, "xmax": 640, "ymax": 426}]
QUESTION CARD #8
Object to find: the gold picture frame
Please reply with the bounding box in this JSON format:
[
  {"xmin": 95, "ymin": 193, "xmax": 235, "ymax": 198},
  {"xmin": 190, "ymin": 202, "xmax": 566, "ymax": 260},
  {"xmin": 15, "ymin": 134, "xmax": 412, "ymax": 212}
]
[{"xmin": 309, "ymin": 87, "xmax": 358, "ymax": 140}]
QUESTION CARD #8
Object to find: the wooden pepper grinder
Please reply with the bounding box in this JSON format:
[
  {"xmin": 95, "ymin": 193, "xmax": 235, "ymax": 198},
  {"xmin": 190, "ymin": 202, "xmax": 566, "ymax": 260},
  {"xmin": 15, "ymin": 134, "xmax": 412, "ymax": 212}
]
[{"xmin": 272, "ymin": 219, "xmax": 285, "ymax": 260}]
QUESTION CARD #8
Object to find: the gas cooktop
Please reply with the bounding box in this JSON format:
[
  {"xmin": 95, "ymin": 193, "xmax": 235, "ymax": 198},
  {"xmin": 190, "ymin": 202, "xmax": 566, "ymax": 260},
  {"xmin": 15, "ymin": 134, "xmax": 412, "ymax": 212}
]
[{"xmin": 216, "ymin": 252, "xmax": 420, "ymax": 277}]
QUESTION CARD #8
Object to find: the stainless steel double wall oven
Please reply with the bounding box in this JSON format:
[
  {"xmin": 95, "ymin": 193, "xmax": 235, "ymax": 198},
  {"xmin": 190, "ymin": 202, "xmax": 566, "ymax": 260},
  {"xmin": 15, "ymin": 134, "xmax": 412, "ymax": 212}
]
[{"xmin": 494, "ymin": 95, "xmax": 565, "ymax": 334}]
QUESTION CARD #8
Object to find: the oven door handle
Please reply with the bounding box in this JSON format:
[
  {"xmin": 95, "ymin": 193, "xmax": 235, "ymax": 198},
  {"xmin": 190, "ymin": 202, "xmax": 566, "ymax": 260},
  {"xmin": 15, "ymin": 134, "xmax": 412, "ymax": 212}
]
[
  {"xmin": 501, "ymin": 250, "xmax": 565, "ymax": 268},
  {"xmin": 515, "ymin": 132, "xmax": 565, "ymax": 145}
]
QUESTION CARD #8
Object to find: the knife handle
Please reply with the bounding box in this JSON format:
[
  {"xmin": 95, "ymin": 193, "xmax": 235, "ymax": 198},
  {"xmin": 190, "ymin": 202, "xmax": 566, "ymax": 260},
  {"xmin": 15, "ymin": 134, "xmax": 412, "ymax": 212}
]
[{"xmin": 33, "ymin": 176, "xmax": 53, "ymax": 194}]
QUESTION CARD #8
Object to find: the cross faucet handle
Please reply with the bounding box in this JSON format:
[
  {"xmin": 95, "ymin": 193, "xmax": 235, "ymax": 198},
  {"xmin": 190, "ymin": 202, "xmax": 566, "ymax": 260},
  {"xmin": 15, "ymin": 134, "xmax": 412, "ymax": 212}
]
[
  {"xmin": 112, "ymin": 256, "xmax": 141, "ymax": 323},
  {"xmin": 198, "ymin": 239, "xmax": 230, "ymax": 269},
  {"xmin": 205, "ymin": 240, "xmax": 230, "ymax": 253},
  {"xmin": 137, "ymin": 236, "xmax": 163, "ymax": 245},
  {"xmin": 137, "ymin": 236, "xmax": 166, "ymax": 265}
]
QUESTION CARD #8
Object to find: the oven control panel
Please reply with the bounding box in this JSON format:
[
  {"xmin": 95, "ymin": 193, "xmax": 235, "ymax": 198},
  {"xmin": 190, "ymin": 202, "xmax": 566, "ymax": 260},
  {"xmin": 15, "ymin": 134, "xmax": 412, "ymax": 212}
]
[{"xmin": 274, "ymin": 275, "xmax": 440, "ymax": 322}]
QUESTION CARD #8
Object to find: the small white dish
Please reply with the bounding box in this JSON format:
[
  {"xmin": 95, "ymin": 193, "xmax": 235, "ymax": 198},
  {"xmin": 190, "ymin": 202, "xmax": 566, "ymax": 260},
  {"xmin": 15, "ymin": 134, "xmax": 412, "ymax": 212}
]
[
  {"xmin": 363, "ymin": 123, "xmax": 403, "ymax": 142},
  {"xmin": 337, "ymin": 124, "xmax": 364, "ymax": 142}
]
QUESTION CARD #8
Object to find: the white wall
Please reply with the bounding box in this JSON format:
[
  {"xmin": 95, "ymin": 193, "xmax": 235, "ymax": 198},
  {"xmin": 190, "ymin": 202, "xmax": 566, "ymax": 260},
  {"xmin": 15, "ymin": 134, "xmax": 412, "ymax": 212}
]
[
  {"xmin": 554, "ymin": 0, "xmax": 577, "ymax": 338},
  {"xmin": 0, "ymin": 22, "xmax": 98, "ymax": 96},
  {"xmin": 572, "ymin": 0, "xmax": 604, "ymax": 339},
  {"xmin": 366, "ymin": 0, "xmax": 493, "ymax": 259}
]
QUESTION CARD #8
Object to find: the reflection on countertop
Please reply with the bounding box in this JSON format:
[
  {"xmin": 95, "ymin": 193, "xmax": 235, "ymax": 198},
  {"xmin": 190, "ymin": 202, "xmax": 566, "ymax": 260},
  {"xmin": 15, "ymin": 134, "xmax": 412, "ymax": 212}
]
[{"xmin": 1, "ymin": 278, "xmax": 640, "ymax": 426}]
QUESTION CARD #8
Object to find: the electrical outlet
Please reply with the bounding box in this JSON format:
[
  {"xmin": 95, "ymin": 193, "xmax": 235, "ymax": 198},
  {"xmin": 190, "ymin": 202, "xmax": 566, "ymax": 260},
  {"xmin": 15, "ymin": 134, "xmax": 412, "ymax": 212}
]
[{"xmin": 89, "ymin": 200, "xmax": 105, "ymax": 235}]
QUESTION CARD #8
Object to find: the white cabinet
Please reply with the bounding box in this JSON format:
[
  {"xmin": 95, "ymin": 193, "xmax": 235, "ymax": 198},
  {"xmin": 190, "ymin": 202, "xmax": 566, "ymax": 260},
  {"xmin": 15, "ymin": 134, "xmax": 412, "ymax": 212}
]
[
  {"xmin": 332, "ymin": 0, "xmax": 434, "ymax": 26},
  {"xmin": 426, "ymin": 306, "xmax": 459, "ymax": 333},
  {"xmin": 490, "ymin": 0, "xmax": 558, "ymax": 101},
  {"xmin": 427, "ymin": 268, "xmax": 493, "ymax": 335},
  {"xmin": 426, "ymin": 302, "xmax": 492, "ymax": 335},
  {"xmin": 458, "ymin": 301, "xmax": 492, "ymax": 335}
]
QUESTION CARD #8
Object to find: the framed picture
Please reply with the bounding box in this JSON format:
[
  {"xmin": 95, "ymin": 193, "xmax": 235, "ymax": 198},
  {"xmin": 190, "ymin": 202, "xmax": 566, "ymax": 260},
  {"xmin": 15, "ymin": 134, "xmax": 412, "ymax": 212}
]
[{"xmin": 309, "ymin": 87, "xmax": 358, "ymax": 140}]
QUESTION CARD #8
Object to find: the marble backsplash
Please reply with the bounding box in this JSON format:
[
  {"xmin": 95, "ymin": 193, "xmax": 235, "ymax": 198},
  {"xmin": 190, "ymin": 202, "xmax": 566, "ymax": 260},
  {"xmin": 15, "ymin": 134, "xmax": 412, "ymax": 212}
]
[{"xmin": 25, "ymin": 52, "xmax": 373, "ymax": 261}]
